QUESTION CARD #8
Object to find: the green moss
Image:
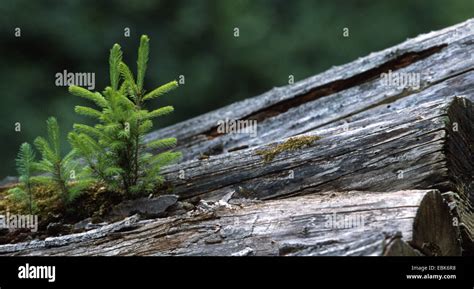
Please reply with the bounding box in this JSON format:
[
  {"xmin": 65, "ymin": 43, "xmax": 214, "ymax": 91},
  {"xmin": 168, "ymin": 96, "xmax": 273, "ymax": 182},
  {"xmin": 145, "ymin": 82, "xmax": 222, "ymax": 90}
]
[{"xmin": 256, "ymin": 135, "xmax": 321, "ymax": 162}]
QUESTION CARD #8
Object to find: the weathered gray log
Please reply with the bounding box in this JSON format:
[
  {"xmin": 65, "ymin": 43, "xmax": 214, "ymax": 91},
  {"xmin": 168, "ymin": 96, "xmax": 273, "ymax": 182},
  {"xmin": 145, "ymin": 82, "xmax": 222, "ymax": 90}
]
[
  {"xmin": 146, "ymin": 18, "xmax": 474, "ymax": 161},
  {"xmin": 0, "ymin": 190, "xmax": 461, "ymax": 256},
  {"xmin": 162, "ymin": 98, "xmax": 453, "ymax": 199},
  {"xmin": 157, "ymin": 96, "xmax": 474, "ymax": 254}
]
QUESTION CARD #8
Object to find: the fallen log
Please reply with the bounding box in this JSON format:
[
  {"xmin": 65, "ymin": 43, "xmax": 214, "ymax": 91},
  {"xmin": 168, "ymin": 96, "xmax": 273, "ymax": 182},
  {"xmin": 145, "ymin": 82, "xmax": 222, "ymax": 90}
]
[
  {"xmin": 146, "ymin": 18, "xmax": 474, "ymax": 161},
  {"xmin": 160, "ymin": 96, "xmax": 474, "ymax": 254},
  {"xmin": 0, "ymin": 190, "xmax": 460, "ymax": 256}
]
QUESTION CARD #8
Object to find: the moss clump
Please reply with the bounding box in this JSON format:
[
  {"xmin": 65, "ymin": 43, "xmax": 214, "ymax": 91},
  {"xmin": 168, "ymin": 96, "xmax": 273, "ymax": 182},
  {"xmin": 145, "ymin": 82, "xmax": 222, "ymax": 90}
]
[{"xmin": 256, "ymin": 135, "xmax": 321, "ymax": 162}]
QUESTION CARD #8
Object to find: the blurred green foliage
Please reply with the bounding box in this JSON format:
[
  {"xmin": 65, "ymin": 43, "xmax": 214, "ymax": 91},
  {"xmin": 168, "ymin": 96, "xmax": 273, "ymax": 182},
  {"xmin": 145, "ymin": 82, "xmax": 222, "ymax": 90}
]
[{"xmin": 0, "ymin": 0, "xmax": 472, "ymax": 177}]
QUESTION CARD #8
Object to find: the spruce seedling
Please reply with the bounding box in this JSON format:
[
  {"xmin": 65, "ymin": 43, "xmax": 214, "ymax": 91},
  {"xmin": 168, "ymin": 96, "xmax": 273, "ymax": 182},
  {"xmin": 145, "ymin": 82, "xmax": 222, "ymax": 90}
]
[
  {"xmin": 68, "ymin": 35, "xmax": 181, "ymax": 195},
  {"xmin": 8, "ymin": 143, "xmax": 37, "ymax": 214},
  {"xmin": 34, "ymin": 117, "xmax": 89, "ymax": 205}
]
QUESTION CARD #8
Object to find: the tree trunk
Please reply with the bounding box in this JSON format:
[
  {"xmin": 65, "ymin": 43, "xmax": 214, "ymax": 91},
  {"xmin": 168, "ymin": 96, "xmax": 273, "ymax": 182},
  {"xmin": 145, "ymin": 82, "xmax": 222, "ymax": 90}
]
[
  {"xmin": 157, "ymin": 97, "xmax": 474, "ymax": 255},
  {"xmin": 0, "ymin": 190, "xmax": 461, "ymax": 256}
]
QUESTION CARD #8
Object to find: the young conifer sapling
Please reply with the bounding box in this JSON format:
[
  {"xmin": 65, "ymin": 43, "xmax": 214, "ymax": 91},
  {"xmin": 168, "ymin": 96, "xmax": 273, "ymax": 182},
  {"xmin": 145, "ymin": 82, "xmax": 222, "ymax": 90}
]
[
  {"xmin": 8, "ymin": 143, "xmax": 37, "ymax": 214},
  {"xmin": 68, "ymin": 35, "xmax": 181, "ymax": 196},
  {"xmin": 34, "ymin": 117, "xmax": 89, "ymax": 205}
]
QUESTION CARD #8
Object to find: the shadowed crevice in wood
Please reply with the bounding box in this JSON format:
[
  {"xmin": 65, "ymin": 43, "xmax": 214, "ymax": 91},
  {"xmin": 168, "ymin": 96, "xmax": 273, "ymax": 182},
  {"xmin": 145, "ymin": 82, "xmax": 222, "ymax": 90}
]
[{"xmin": 301, "ymin": 67, "xmax": 474, "ymax": 136}]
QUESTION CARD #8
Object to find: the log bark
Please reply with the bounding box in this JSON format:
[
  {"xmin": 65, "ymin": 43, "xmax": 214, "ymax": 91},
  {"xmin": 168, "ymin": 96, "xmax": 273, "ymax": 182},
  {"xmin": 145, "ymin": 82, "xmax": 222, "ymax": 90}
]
[
  {"xmin": 158, "ymin": 97, "xmax": 474, "ymax": 253},
  {"xmin": 146, "ymin": 19, "xmax": 474, "ymax": 161},
  {"xmin": 162, "ymin": 98, "xmax": 456, "ymax": 200},
  {"xmin": 0, "ymin": 190, "xmax": 461, "ymax": 256}
]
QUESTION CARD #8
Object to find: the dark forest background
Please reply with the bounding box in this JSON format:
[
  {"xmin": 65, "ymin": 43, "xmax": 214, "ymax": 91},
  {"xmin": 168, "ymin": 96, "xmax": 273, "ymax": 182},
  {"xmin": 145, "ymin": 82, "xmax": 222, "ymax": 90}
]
[{"xmin": 0, "ymin": 0, "xmax": 473, "ymax": 177}]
